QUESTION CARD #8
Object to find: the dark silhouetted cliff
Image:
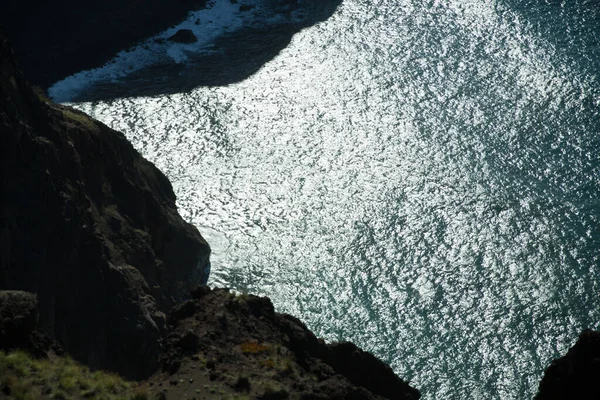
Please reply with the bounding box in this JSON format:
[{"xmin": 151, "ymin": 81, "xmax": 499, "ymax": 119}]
[
  {"xmin": 0, "ymin": 0, "xmax": 208, "ymax": 88},
  {"xmin": 0, "ymin": 29, "xmax": 210, "ymax": 379},
  {"xmin": 535, "ymin": 329, "xmax": 600, "ymax": 400}
]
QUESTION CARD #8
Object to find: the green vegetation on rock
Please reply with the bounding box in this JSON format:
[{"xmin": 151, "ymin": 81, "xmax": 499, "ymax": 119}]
[
  {"xmin": 0, "ymin": 351, "xmax": 148, "ymax": 400},
  {"xmin": 61, "ymin": 108, "xmax": 98, "ymax": 131}
]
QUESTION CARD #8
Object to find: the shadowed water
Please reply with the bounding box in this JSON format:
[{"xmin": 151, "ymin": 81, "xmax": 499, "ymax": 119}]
[
  {"xmin": 52, "ymin": 0, "xmax": 342, "ymax": 102},
  {"xmin": 69, "ymin": 0, "xmax": 600, "ymax": 398}
]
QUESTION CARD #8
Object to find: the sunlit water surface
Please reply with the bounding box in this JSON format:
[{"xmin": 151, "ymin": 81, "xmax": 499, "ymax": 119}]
[{"xmin": 69, "ymin": 0, "xmax": 600, "ymax": 398}]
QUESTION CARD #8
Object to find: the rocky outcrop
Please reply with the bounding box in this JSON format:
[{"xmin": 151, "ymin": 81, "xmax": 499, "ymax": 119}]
[
  {"xmin": 168, "ymin": 29, "xmax": 198, "ymax": 44},
  {"xmin": 156, "ymin": 287, "xmax": 421, "ymax": 400},
  {"xmin": 0, "ymin": 30, "xmax": 210, "ymax": 379},
  {"xmin": 535, "ymin": 329, "xmax": 600, "ymax": 400},
  {"xmin": 0, "ymin": 291, "xmax": 39, "ymax": 349},
  {"xmin": 0, "ymin": 290, "xmax": 64, "ymax": 358},
  {"xmin": 0, "ymin": 0, "xmax": 208, "ymax": 88}
]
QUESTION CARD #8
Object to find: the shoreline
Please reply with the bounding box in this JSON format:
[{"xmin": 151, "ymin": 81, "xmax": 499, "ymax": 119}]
[{"xmin": 0, "ymin": 0, "xmax": 209, "ymax": 88}]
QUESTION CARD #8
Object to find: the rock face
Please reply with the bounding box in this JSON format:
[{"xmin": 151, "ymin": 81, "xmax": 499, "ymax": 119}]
[
  {"xmin": 535, "ymin": 329, "xmax": 600, "ymax": 400},
  {"xmin": 157, "ymin": 287, "xmax": 421, "ymax": 400},
  {"xmin": 0, "ymin": 290, "xmax": 63, "ymax": 357},
  {"xmin": 0, "ymin": 0, "xmax": 208, "ymax": 88},
  {"xmin": 168, "ymin": 29, "xmax": 198, "ymax": 44},
  {"xmin": 0, "ymin": 30, "xmax": 210, "ymax": 379}
]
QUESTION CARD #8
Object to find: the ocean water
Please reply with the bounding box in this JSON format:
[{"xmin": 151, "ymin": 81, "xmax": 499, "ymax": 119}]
[{"xmin": 53, "ymin": 0, "xmax": 600, "ymax": 398}]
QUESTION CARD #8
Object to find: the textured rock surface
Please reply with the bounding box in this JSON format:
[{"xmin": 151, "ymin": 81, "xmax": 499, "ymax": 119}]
[
  {"xmin": 0, "ymin": 0, "xmax": 208, "ymax": 88},
  {"xmin": 0, "ymin": 30, "xmax": 210, "ymax": 379},
  {"xmin": 0, "ymin": 290, "xmax": 63, "ymax": 357},
  {"xmin": 154, "ymin": 287, "xmax": 421, "ymax": 400},
  {"xmin": 535, "ymin": 329, "xmax": 600, "ymax": 400}
]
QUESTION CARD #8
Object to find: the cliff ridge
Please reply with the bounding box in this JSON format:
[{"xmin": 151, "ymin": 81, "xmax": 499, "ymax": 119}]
[{"xmin": 0, "ymin": 29, "xmax": 210, "ymax": 379}]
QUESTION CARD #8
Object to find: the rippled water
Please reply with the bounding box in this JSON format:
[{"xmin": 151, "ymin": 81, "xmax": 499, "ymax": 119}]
[{"xmin": 67, "ymin": 0, "xmax": 600, "ymax": 398}]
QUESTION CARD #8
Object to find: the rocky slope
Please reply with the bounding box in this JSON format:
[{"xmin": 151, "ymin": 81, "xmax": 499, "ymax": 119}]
[
  {"xmin": 0, "ymin": 29, "xmax": 210, "ymax": 379},
  {"xmin": 152, "ymin": 286, "xmax": 420, "ymax": 399},
  {"xmin": 0, "ymin": 287, "xmax": 421, "ymax": 400}
]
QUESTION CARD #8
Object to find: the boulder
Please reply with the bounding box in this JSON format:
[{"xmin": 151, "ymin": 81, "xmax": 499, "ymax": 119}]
[
  {"xmin": 168, "ymin": 29, "xmax": 198, "ymax": 44},
  {"xmin": 0, "ymin": 291, "xmax": 38, "ymax": 349}
]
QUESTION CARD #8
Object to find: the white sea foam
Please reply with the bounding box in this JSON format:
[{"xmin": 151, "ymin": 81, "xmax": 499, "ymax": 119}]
[{"xmin": 48, "ymin": 0, "xmax": 266, "ymax": 102}]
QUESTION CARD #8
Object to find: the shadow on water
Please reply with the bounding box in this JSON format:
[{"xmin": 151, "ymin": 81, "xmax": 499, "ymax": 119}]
[
  {"xmin": 71, "ymin": 0, "xmax": 343, "ymax": 102},
  {"xmin": 496, "ymin": 0, "xmax": 600, "ymax": 74}
]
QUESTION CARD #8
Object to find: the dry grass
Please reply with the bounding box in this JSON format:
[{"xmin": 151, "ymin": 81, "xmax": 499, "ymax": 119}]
[{"xmin": 240, "ymin": 342, "xmax": 270, "ymax": 354}]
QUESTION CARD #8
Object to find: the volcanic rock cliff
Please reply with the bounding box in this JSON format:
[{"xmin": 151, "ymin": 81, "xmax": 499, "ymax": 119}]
[{"xmin": 0, "ymin": 29, "xmax": 210, "ymax": 379}]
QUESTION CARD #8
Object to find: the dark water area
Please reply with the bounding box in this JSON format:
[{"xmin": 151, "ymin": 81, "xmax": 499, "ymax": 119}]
[
  {"xmin": 62, "ymin": 0, "xmax": 342, "ymax": 102},
  {"xmin": 0, "ymin": 0, "xmax": 209, "ymax": 88},
  {"xmin": 504, "ymin": 0, "xmax": 600, "ymax": 65},
  {"xmin": 62, "ymin": 0, "xmax": 600, "ymax": 398},
  {"xmin": 70, "ymin": 26, "xmax": 309, "ymax": 101}
]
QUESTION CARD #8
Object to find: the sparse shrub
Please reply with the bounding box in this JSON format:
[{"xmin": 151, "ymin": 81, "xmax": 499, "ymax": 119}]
[
  {"xmin": 131, "ymin": 387, "xmax": 149, "ymax": 400},
  {"xmin": 227, "ymin": 396, "xmax": 250, "ymax": 400},
  {"xmin": 236, "ymin": 293, "xmax": 250, "ymax": 302},
  {"xmin": 227, "ymin": 292, "xmax": 251, "ymax": 308},
  {"xmin": 234, "ymin": 375, "xmax": 251, "ymax": 392},
  {"xmin": 58, "ymin": 375, "xmax": 77, "ymax": 391},
  {"xmin": 32, "ymin": 85, "xmax": 51, "ymax": 103},
  {"xmin": 260, "ymin": 359, "xmax": 275, "ymax": 369},
  {"xmin": 279, "ymin": 358, "xmax": 297, "ymax": 378},
  {"xmin": 260, "ymin": 381, "xmax": 289, "ymax": 400},
  {"xmin": 61, "ymin": 108, "xmax": 97, "ymax": 130},
  {"xmin": 52, "ymin": 389, "xmax": 69, "ymax": 399}
]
